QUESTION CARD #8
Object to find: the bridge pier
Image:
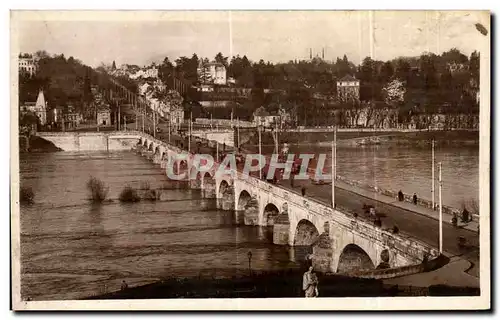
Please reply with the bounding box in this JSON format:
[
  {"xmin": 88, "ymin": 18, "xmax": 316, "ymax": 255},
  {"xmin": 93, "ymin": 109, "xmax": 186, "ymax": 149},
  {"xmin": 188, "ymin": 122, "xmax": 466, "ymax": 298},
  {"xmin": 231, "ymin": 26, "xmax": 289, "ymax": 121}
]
[
  {"xmin": 243, "ymin": 197, "xmax": 259, "ymax": 226},
  {"xmin": 217, "ymin": 187, "xmax": 234, "ymax": 210},
  {"xmin": 190, "ymin": 175, "xmax": 202, "ymax": 190},
  {"xmin": 273, "ymin": 212, "xmax": 290, "ymax": 245},
  {"xmin": 312, "ymin": 223, "xmax": 334, "ymax": 272},
  {"xmin": 203, "ymin": 183, "xmax": 216, "ymax": 198},
  {"xmin": 153, "ymin": 152, "xmax": 161, "ymax": 164}
]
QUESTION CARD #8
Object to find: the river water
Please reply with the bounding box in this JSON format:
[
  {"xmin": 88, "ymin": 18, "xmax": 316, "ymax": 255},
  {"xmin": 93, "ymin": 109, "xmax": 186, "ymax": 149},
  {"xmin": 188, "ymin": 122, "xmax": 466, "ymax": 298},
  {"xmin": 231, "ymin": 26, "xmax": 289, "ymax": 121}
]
[
  {"xmin": 257, "ymin": 144, "xmax": 478, "ymax": 209},
  {"xmin": 19, "ymin": 151, "xmax": 302, "ymax": 301},
  {"xmin": 19, "ymin": 144, "xmax": 479, "ymax": 300},
  {"xmin": 305, "ymin": 145, "xmax": 479, "ymax": 209}
]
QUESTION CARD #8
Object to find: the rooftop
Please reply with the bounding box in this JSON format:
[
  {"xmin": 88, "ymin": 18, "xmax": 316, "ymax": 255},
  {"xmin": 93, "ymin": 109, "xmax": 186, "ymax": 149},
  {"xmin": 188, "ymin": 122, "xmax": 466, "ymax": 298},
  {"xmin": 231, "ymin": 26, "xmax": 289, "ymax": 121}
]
[{"xmin": 338, "ymin": 75, "xmax": 359, "ymax": 82}]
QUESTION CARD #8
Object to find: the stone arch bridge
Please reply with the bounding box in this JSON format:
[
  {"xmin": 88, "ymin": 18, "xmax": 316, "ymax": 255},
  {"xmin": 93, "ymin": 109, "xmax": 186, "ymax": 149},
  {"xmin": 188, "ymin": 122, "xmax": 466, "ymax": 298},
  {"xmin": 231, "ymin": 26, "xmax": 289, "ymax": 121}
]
[{"xmin": 39, "ymin": 130, "xmax": 439, "ymax": 274}]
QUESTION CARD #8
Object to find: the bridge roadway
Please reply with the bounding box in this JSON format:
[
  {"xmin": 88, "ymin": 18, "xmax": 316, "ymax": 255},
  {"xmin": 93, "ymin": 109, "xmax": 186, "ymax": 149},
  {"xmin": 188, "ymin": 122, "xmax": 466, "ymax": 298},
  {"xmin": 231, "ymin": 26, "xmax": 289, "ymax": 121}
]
[
  {"xmin": 154, "ymin": 130, "xmax": 479, "ymax": 272},
  {"xmin": 280, "ymin": 180, "xmax": 479, "ymax": 270}
]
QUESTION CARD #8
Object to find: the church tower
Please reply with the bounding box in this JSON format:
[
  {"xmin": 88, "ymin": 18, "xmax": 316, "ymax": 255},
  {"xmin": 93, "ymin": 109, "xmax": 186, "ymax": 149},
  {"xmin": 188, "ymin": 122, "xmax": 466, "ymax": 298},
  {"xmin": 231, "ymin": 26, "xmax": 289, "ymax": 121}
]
[{"xmin": 34, "ymin": 89, "xmax": 47, "ymax": 125}]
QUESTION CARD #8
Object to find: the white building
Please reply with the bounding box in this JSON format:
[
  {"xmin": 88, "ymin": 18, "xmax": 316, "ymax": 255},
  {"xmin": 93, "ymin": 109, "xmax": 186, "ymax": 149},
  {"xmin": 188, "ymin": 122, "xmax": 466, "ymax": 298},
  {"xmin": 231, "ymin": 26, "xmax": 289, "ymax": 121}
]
[
  {"xmin": 19, "ymin": 54, "xmax": 37, "ymax": 76},
  {"xmin": 21, "ymin": 90, "xmax": 47, "ymax": 125},
  {"xmin": 337, "ymin": 75, "xmax": 360, "ymax": 102},
  {"xmin": 198, "ymin": 62, "xmax": 226, "ymax": 85}
]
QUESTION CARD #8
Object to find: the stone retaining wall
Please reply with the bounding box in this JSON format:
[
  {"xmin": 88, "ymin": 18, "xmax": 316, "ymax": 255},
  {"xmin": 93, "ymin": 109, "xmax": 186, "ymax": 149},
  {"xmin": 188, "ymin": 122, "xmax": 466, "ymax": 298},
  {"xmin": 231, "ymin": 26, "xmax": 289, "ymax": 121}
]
[{"xmin": 339, "ymin": 254, "xmax": 449, "ymax": 280}]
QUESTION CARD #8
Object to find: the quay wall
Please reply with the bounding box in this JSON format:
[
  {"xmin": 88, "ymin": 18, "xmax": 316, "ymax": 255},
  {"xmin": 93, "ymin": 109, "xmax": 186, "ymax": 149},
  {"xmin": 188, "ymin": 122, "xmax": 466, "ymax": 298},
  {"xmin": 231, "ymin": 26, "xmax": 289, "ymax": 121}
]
[{"xmin": 36, "ymin": 132, "xmax": 140, "ymax": 152}]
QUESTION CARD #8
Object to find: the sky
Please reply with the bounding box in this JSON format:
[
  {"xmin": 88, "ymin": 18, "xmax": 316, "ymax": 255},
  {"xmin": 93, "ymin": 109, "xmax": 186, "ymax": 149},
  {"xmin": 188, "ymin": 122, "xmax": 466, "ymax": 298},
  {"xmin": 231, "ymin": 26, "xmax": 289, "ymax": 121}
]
[{"xmin": 13, "ymin": 11, "xmax": 489, "ymax": 68}]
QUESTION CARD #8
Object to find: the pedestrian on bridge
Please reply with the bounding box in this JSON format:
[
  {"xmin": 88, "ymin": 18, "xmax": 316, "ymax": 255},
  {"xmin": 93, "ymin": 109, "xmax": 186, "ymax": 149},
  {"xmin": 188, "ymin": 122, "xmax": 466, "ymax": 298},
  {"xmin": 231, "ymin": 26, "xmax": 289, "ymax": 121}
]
[
  {"xmin": 301, "ymin": 186, "xmax": 306, "ymax": 197},
  {"xmin": 398, "ymin": 190, "xmax": 404, "ymax": 202},
  {"xmin": 413, "ymin": 193, "xmax": 418, "ymax": 205}
]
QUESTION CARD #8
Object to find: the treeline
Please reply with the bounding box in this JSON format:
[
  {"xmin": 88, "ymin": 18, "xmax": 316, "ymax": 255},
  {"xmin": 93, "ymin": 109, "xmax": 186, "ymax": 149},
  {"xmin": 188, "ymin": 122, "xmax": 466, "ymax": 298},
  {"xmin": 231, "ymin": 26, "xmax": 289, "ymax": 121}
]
[
  {"xmin": 19, "ymin": 51, "xmax": 139, "ymax": 122},
  {"xmin": 19, "ymin": 51, "xmax": 94, "ymax": 114},
  {"xmin": 157, "ymin": 48, "xmax": 479, "ymax": 115}
]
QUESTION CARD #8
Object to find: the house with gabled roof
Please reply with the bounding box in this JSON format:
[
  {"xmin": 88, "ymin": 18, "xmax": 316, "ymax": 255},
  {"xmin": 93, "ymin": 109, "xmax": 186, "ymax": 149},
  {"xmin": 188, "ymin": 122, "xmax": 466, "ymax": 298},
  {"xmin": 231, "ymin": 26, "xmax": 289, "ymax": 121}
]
[{"xmin": 336, "ymin": 75, "xmax": 360, "ymax": 102}]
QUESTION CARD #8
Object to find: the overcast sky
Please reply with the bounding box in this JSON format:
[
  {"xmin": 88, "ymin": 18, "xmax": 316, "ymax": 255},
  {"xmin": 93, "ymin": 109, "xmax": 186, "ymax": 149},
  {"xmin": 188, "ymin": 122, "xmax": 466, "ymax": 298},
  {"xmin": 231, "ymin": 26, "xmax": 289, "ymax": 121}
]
[{"xmin": 14, "ymin": 11, "xmax": 489, "ymax": 67}]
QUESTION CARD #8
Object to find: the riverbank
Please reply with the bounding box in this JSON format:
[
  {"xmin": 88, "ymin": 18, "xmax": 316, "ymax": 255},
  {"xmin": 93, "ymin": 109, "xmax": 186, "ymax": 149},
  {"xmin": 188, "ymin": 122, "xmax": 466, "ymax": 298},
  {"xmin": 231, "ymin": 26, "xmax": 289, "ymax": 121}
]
[
  {"xmin": 85, "ymin": 269, "xmax": 479, "ymax": 299},
  {"xmin": 244, "ymin": 130, "xmax": 479, "ymax": 148},
  {"xmin": 20, "ymin": 136, "xmax": 61, "ymax": 152}
]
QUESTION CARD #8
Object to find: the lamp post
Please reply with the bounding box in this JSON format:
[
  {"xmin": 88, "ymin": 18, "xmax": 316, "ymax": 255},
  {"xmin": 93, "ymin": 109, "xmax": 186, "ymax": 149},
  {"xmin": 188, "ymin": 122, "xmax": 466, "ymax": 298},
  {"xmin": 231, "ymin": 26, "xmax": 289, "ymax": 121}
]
[
  {"xmin": 258, "ymin": 123, "xmax": 262, "ymax": 180},
  {"xmin": 247, "ymin": 250, "xmax": 253, "ymax": 275},
  {"xmin": 438, "ymin": 162, "xmax": 443, "ymax": 254},
  {"xmin": 431, "ymin": 139, "xmax": 436, "ymax": 210}
]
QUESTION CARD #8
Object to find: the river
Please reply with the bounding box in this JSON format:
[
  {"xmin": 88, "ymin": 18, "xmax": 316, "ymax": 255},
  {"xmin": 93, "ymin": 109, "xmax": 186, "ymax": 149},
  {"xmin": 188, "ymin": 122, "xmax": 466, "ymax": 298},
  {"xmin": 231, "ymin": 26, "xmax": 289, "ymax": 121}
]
[
  {"xmin": 256, "ymin": 144, "xmax": 479, "ymax": 209},
  {"xmin": 19, "ymin": 151, "xmax": 302, "ymax": 301},
  {"xmin": 19, "ymin": 143, "xmax": 479, "ymax": 300}
]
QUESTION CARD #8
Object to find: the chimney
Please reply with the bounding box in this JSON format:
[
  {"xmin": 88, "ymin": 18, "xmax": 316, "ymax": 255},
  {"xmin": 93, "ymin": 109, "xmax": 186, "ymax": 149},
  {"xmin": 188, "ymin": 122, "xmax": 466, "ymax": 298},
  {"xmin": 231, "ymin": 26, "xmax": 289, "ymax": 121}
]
[
  {"xmin": 322, "ymin": 48, "xmax": 325, "ymax": 59},
  {"xmin": 309, "ymin": 48, "xmax": 312, "ymax": 59}
]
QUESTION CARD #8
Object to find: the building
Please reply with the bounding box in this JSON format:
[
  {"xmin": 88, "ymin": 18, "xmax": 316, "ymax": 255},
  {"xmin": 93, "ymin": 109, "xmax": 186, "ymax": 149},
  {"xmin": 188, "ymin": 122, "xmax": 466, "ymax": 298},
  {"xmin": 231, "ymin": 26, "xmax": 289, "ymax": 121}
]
[
  {"xmin": 129, "ymin": 65, "xmax": 159, "ymax": 80},
  {"xmin": 63, "ymin": 106, "xmax": 83, "ymax": 129},
  {"xmin": 169, "ymin": 108, "xmax": 184, "ymax": 130},
  {"xmin": 19, "ymin": 53, "xmax": 37, "ymax": 76},
  {"xmin": 253, "ymin": 107, "xmax": 291, "ymax": 129},
  {"xmin": 97, "ymin": 107, "xmax": 111, "ymax": 126},
  {"xmin": 20, "ymin": 90, "xmax": 47, "ymax": 125},
  {"xmin": 336, "ymin": 75, "xmax": 360, "ymax": 102},
  {"xmin": 197, "ymin": 62, "xmax": 227, "ymax": 85},
  {"xmin": 144, "ymin": 66, "xmax": 159, "ymax": 79}
]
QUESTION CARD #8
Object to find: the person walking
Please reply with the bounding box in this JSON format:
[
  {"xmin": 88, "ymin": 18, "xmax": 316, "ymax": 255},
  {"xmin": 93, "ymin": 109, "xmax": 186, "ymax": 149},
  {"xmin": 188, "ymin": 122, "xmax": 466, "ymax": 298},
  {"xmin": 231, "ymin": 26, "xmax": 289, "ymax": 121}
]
[
  {"xmin": 301, "ymin": 186, "xmax": 306, "ymax": 197},
  {"xmin": 413, "ymin": 193, "xmax": 418, "ymax": 205},
  {"xmin": 121, "ymin": 280, "xmax": 128, "ymax": 290},
  {"xmin": 398, "ymin": 190, "xmax": 404, "ymax": 202}
]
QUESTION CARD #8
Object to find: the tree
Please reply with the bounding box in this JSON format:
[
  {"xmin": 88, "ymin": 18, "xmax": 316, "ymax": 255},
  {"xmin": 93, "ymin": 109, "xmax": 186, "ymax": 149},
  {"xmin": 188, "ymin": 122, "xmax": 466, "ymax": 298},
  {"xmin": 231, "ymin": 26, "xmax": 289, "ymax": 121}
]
[
  {"xmin": 469, "ymin": 51, "xmax": 480, "ymax": 85},
  {"xmin": 379, "ymin": 61, "xmax": 394, "ymax": 83},
  {"xmin": 214, "ymin": 52, "xmax": 228, "ymax": 68},
  {"xmin": 159, "ymin": 56, "xmax": 174, "ymax": 84},
  {"xmin": 382, "ymin": 79, "xmax": 406, "ymax": 105},
  {"xmin": 112, "ymin": 60, "xmax": 117, "ymax": 70}
]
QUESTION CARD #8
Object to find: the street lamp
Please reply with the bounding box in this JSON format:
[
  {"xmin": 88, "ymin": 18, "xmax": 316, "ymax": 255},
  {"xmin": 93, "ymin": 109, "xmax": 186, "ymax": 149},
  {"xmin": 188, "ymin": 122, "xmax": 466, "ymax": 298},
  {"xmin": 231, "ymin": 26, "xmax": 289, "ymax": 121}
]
[
  {"xmin": 258, "ymin": 122, "xmax": 263, "ymax": 180},
  {"xmin": 247, "ymin": 250, "xmax": 253, "ymax": 275}
]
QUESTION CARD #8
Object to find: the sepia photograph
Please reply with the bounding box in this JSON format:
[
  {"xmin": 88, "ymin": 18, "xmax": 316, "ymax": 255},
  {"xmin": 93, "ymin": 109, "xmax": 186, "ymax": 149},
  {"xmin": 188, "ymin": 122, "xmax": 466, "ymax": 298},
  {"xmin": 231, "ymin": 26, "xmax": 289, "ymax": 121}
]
[{"xmin": 10, "ymin": 10, "xmax": 490, "ymax": 310}]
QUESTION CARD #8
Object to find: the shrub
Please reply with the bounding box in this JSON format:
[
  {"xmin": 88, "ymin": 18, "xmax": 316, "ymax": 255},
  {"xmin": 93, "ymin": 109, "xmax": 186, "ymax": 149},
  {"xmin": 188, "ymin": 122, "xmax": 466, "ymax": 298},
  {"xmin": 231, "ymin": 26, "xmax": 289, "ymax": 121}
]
[
  {"xmin": 86, "ymin": 176, "xmax": 108, "ymax": 203},
  {"xmin": 143, "ymin": 188, "xmax": 161, "ymax": 201},
  {"xmin": 119, "ymin": 186, "xmax": 140, "ymax": 203},
  {"xmin": 140, "ymin": 181, "xmax": 151, "ymax": 190},
  {"xmin": 20, "ymin": 186, "xmax": 34, "ymax": 204}
]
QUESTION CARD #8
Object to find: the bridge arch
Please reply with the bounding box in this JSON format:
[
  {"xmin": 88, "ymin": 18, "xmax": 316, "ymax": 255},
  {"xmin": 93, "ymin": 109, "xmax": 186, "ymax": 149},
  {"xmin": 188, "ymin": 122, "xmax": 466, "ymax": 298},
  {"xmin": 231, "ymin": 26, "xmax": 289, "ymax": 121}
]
[
  {"xmin": 217, "ymin": 179, "xmax": 234, "ymax": 211},
  {"xmin": 336, "ymin": 244, "xmax": 375, "ymax": 273},
  {"xmin": 236, "ymin": 189, "xmax": 259, "ymax": 225},
  {"xmin": 263, "ymin": 202, "xmax": 280, "ymax": 226},
  {"xmin": 294, "ymin": 219, "xmax": 320, "ymax": 246},
  {"xmin": 236, "ymin": 190, "xmax": 252, "ymax": 211},
  {"xmin": 201, "ymin": 172, "xmax": 216, "ymax": 198}
]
